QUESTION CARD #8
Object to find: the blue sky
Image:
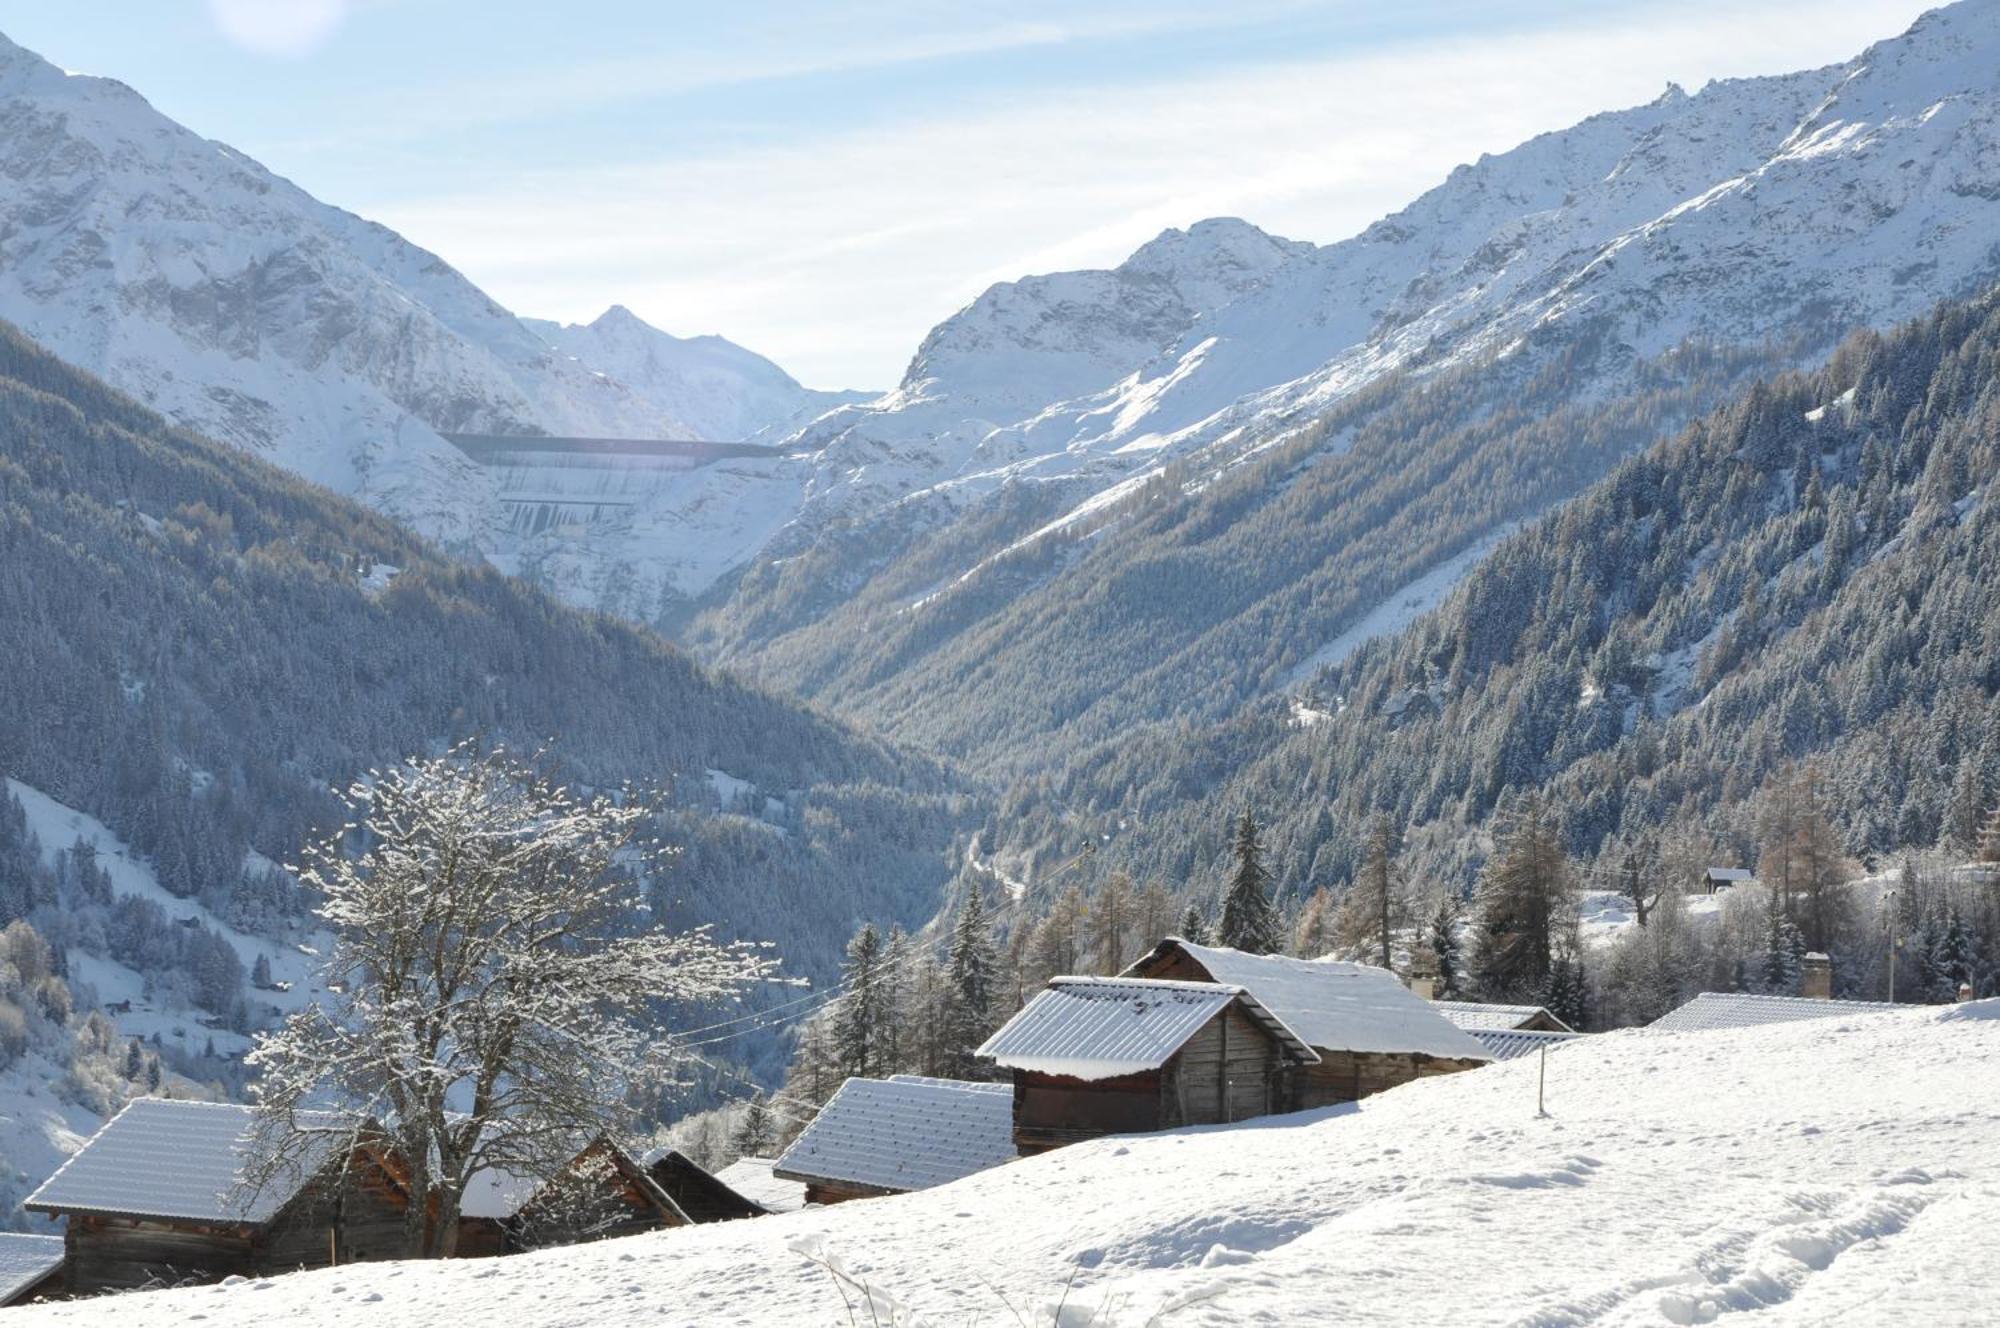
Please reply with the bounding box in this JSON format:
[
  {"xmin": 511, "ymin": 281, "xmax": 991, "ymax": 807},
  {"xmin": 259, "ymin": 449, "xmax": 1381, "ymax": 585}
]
[{"xmin": 0, "ymin": 1, "xmax": 1935, "ymax": 387}]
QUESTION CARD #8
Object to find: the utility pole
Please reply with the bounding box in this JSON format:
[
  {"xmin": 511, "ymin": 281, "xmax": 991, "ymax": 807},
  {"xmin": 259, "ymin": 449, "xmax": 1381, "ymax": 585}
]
[{"xmin": 1883, "ymin": 886, "xmax": 1898, "ymax": 1003}]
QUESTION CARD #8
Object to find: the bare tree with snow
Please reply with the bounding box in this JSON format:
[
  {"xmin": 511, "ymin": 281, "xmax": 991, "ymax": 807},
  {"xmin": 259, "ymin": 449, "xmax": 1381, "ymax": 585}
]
[{"xmin": 246, "ymin": 746, "xmax": 779, "ymax": 1256}]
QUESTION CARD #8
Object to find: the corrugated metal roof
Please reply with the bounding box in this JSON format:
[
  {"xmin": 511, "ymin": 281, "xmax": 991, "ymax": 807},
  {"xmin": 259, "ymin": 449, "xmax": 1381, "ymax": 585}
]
[
  {"xmin": 0, "ymin": 1233, "xmax": 63, "ymax": 1305},
  {"xmin": 711, "ymin": 1156, "xmax": 806, "ymax": 1214},
  {"xmin": 1470, "ymin": 1028, "xmax": 1582, "ymax": 1061},
  {"xmin": 1433, "ymin": 1001, "xmax": 1571, "ymax": 1032},
  {"xmin": 1129, "ymin": 940, "xmax": 1492, "ymax": 1061},
  {"xmin": 977, "ymin": 977, "xmax": 1315, "ymax": 1079},
  {"xmin": 773, "ymin": 1076, "xmax": 1015, "ymax": 1195},
  {"xmin": 1650, "ymin": 992, "xmax": 1902, "ymax": 1033},
  {"xmin": 24, "ymin": 1099, "xmax": 351, "ymax": 1224}
]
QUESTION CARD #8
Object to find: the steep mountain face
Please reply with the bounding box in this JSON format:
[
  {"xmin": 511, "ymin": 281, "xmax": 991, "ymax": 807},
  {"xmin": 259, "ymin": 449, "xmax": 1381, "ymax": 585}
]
[
  {"xmin": 523, "ymin": 306, "xmax": 869, "ymax": 444},
  {"xmin": 689, "ymin": 0, "xmax": 2000, "ymax": 772},
  {"xmin": 991, "ymin": 287, "xmax": 2000, "ymax": 900},
  {"xmin": 0, "ymin": 320, "xmax": 974, "ymax": 1081},
  {"xmin": 0, "ymin": 30, "xmax": 851, "ymax": 586}
]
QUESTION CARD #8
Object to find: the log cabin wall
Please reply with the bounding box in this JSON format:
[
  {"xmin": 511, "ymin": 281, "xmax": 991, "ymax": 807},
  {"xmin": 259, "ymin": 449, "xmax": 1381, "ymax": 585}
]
[
  {"xmin": 64, "ymin": 1216, "xmax": 260, "ymax": 1294},
  {"xmin": 1294, "ymin": 1050, "xmax": 1487, "ymax": 1109},
  {"xmin": 1160, "ymin": 1005, "xmax": 1282, "ymax": 1126},
  {"xmin": 1013, "ymin": 1068, "xmax": 1162, "ymax": 1155}
]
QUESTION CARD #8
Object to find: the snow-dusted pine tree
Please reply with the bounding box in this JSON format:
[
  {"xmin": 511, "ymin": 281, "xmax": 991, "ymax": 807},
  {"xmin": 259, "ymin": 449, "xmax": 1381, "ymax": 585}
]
[
  {"xmin": 1218, "ymin": 810, "xmax": 1281, "ymax": 954},
  {"xmin": 245, "ymin": 746, "xmax": 779, "ymax": 1257}
]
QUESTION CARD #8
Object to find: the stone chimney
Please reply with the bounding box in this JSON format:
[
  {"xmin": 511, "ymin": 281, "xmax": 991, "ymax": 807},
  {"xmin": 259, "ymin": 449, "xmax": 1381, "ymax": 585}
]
[
  {"xmin": 1960, "ymin": 982, "xmax": 1977, "ymax": 1004},
  {"xmin": 1800, "ymin": 952, "xmax": 1833, "ymax": 1001},
  {"xmin": 1407, "ymin": 975, "xmax": 1436, "ymax": 1001}
]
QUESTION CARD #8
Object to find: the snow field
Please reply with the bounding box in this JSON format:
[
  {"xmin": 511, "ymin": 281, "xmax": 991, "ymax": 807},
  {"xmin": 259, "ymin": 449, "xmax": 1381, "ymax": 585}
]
[{"xmin": 15, "ymin": 1002, "xmax": 1998, "ymax": 1325}]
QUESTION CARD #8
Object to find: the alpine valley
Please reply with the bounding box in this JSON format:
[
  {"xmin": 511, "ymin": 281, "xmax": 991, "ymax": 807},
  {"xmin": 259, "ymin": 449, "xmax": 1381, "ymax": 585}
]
[{"xmin": 4, "ymin": 0, "xmax": 2000, "ymax": 1249}]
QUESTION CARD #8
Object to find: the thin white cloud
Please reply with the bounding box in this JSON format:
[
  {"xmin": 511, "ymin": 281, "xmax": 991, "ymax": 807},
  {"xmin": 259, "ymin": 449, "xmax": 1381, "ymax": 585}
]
[
  {"xmin": 364, "ymin": 0, "xmax": 1930, "ymax": 388},
  {"xmin": 207, "ymin": 0, "xmax": 350, "ymax": 58}
]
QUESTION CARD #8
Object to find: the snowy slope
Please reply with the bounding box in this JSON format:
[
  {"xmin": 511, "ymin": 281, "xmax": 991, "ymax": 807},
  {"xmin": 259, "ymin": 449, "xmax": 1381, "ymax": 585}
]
[{"xmin": 18, "ymin": 1001, "xmax": 1997, "ymax": 1324}]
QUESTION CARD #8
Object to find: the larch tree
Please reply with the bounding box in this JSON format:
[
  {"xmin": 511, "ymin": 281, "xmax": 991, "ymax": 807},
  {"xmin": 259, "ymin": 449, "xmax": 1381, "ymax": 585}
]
[
  {"xmin": 246, "ymin": 747, "xmax": 778, "ymax": 1258},
  {"xmin": 1091, "ymin": 871, "xmax": 1135, "ymax": 973},
  {"xmin": 1336, "ymin": 814, "xmax": 1403, "ymax": 967},
  {"xmin": 1471, "ymin": 795, "xmax": 1573, "ymax": 1001},
  {"xmin": 1218, "ymin": 809, "xmax": 1281, "ymax": 954}
]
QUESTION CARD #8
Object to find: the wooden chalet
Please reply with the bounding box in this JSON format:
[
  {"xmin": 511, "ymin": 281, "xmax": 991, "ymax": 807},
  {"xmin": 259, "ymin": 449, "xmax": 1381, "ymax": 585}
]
[
  {"xmin": 0, "ymin": 1234, "xmax": 65, "ymax": 1306},
  {"xmin": 23, "ymin": 1099, "xmax": 409, "ymax": 1296},
  {"xmin": 643, "ymin": 1148, "xmax": 768, "ymax": 1223},
  {"xmin": 1122, "ymin": 938, "xmax": 1491, "ymax": 1112},
  {"xmin": 456, "ymin": 1136, "xmax": 681, "ymax": 1256},
  {"xmin": 773, "ymin": 1075, "xmax": 1016, "ymax": 1205},
  {"xmin": 1702, "ymin": 867, "xmax": 1755, "ymax": 894},
  {"xmin": 978, "ymin": 976, "xmax": 1319, "ymax": 1155},
  {"xmin": 1431, "ymin": 1001, "xmax": 1576, "ymax": 1034}
]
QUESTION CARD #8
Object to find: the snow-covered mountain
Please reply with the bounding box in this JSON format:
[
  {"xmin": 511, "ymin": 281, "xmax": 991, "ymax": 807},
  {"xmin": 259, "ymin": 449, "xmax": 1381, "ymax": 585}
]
[
  {"xmin": 0, "ymin": 30, "xmax": 850, "ymax": 564},
  {"xmin": 686, "ymin": 0, "xmax": 2000, "ymax": 757},
  {"xmin": 523, "ymin": 307, "xmax": 868, "ymax": 445}
]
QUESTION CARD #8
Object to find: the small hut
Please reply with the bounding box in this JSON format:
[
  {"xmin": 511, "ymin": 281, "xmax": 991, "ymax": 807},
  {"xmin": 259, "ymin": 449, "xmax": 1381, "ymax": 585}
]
[
  {"xmin": 1431, "ymin": 1001, "xmax": 1576, "ymax": 1034},
  {"xmin": 0, "ymin": 1234, "xmax": 65, "ymax": 1306},
  {"xmin": 23, "ymin": 1099, "xmax": 409, "ymax": 1295},
  {"xmin": 1123, "ymin": 939, "xmax": 1491, "ymax": 1109},
  {"xmin": 1649, "ymin": 991, "xmax": 1899, "ymax": 1033},
  {"xmin": 978, "ymin": 976, "xmax": 1318, "ymax": 1154},
  {"xmin": 773, "ymin": 1075, "xmax": 1015, "ymax": 1205},
  {"xmin": 1467, "ymin": 1028, "xmax": 1582, "ymax": 1062},
  {"xmin": 643, "ymin": 1148, "xmax": 768, "ymax": 1223},
  {"xmin": 456, "ymin": 1136, "xmax": 680, "ymax": 1256}
]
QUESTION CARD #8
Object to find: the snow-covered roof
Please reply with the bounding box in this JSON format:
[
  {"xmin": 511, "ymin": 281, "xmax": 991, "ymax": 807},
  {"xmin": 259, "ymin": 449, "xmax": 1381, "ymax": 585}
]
[
  {"xmin": 773, "ymin": 1075, "xmax": 1015, "ymax": 1196},
  {"xmin": 1470, "ymin": 1029, "xmax": 1583, "ymax": 1062},
  {"xmin": 977, "ymin": 977, "xmax": 1316, "ymax": 1080},
  {"xmin": 1128, "ymin": 939, "xmax": 1492, "ymax": 1061},
  {"xmin": 24, "ymin": 1098, "xmax": 352, "ymax": 1224},
  {"xmin": 1433, "ymin": 1001, "xmax": 1574, "ymax": 1033},
  {"xmin": 1650, "ymin": 992, "xmax": 1901, "ymax": 1033},
  {"xmin": 712, "ymin": 1156, "xmax": 807, "ymax": 1214},
  {"xmin": 0, "ymin": 1233, "xmax": 63, "ymax": 1306},
  {"xmin": 1705, "ymin": 867, "xmax": 1755, "ymax": 882}
]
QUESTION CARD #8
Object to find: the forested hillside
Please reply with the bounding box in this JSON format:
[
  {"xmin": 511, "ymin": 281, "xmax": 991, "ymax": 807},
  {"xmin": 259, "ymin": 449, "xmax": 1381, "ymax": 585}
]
[
  {"xmin": 0, "ymin": 321, "xmax": 975, "ymax": 1076},
  {"xmin": 989, "ymin": 286, "xmax": 2000, "ymax": 901}
]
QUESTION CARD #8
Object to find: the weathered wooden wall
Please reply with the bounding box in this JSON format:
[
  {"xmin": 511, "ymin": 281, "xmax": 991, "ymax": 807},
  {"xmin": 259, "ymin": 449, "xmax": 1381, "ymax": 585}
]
[{"xmin": 1013, "ymin": 1069, "xmax": 1162, "ymax": 1155}]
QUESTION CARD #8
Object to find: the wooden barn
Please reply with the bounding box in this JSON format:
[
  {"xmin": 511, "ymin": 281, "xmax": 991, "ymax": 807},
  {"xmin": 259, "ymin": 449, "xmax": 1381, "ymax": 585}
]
[
  {"xmin": 643, "ymin": 1148, "xmax": 768, "ymax": 1223},
  {"xmin": 773, "ymin": 1075, "xmax": 1016, "ymax": 1205},
  {"xmin": 456, "ymin": 1136, "xmax": 681, "ymax": 1256},
  {"xmin": 1122, "ymin": 938, "xmax": 1491, "ymax": 1112},
  {"xmin": 0, "ymin": 1233, "xmax": 65, "ymax": 1306},
  {"xmin": 23, "ymin": 1099, "xmax": 410, "ymax": 1295},
  {"xmin": 978, "ymin": 976, "xmax": 1319, "ymax": 1154}
]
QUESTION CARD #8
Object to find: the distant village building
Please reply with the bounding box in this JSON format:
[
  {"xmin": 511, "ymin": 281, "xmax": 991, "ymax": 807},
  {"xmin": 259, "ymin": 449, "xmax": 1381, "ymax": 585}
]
[
  {"xmin": 773, "ymin": 1075, "xmax": 1016, "ymax": 1205},
  {"xmin": 23, "ymin": 1099, "xmax": 409, "ymax": 1295},
  {"xmin": 642, "ymin": 1148, "xmax": 769, "ymax": 1223},
  {"xmin": 1121, "ymin": 939, "xmax": 1491, "ymax": 1110},
  {"xmin": 0, "ymin": 1234, "xmax": 65, "ymax": 1307},
  {"xmin": 1649, "ymin": 991, "xmax": 1900, "ymax": 1033},
  {"xmin": 455, "ymin": 1136, "xmax": 679, "ymax": 1256},
  {"xmin": 711, "ymin": 1156, "xmax": 806, "ymax": 1215},
  {"xmin": 1467, "ymin": 1028, "xmax": 1583, "ymax": 1062},
  {"xmin": 1431, "ymin": 1001, "xmax": 1576, "ymax": 1034},
  {"xmin": 978, "ymin": 976, "xmax": 1319, "ymax": 1154},
  {"xmin": 1701, "ymin": 867, "xmax": 1755, "ymax": 894}
]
